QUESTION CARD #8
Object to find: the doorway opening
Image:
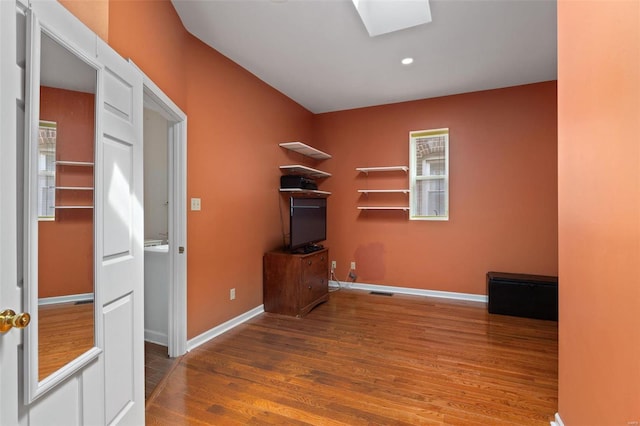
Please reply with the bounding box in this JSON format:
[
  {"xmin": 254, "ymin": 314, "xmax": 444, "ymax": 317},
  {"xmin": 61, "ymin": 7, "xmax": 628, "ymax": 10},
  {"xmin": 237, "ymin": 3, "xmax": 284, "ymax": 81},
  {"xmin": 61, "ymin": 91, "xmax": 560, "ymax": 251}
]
[{"xmin": 136, "ymin": 65, "xmax": 187, "ymax": 399}]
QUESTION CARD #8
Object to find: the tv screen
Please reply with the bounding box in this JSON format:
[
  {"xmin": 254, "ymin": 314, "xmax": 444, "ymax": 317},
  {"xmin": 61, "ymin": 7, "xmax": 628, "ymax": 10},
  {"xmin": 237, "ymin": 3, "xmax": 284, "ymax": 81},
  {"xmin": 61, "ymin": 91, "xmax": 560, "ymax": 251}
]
[{"xmin": 290, "ymin": 197, "xmax": 327, "ymax": 252}]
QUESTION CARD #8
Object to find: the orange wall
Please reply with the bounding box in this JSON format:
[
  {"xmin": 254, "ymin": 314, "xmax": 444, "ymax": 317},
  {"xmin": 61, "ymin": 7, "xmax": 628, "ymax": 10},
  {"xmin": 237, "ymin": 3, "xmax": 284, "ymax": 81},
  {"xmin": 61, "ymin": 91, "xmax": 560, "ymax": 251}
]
[
  {"xmin": 39, "ymin": 86, "xmax": 94, "ymax": 298},
  {"xmin": 315, "ymin": 82, "xmax": 558, "ymax": 294},
  {"xmin": 59, "ymin": 0, "xmax": 108, "ymax": 41},
  {"xmin": 107, "ymin": 0, "xmax": 314, "ymax": 338},
  {"xmin": 107, "ymin": 0, "xmax": 187, "ymax": 110},
  {"xmin": 70, "ymin": 1, "xmax": 557, "ymax": 340},
  {"xmin": 184, "ymin": 37, "xmax": 314, "ymax": 336},
  {"xmin": 558, "ymin": 1, "xmax": 640, "ymax": 424}
]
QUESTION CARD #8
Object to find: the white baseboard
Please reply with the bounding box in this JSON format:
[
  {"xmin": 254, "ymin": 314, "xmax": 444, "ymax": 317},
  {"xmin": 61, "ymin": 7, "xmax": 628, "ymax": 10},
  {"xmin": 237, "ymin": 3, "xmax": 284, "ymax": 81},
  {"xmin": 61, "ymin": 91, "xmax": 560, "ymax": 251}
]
[
  {"xmin": 187, "ymin": 304, "xmax": 265, "ymax": 352},
  {"xmin": 38, "ymin": 292, "xmax": 94, "ymax": 306},
  {"xmin": 145, "ymin": 329, "xmax": 168, "ymax": 346},
  {"xmin": 550, "ymin": 412, "xmax": 564, "ymax": 426},
  {"xmin": 332, "ymin": 281, "xmax": 488, "ymax": 303}
]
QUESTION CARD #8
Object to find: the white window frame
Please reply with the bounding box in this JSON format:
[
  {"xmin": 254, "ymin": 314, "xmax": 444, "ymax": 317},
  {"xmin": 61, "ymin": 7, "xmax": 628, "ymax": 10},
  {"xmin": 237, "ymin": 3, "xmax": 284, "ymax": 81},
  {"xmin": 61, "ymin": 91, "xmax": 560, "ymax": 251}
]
[
  {"xmin": 38, "ymin": 120, "xmax": 56, "ymax": 220},
  {"xmin": 409, "ymin": 128, "xmax": 449, "ymax": 221}
]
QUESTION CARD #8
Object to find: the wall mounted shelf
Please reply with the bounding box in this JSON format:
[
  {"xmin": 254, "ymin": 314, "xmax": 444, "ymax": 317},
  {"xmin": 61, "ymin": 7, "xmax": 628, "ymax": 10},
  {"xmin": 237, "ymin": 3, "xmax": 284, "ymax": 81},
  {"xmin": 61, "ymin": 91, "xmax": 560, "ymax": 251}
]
[
  {"xmin": 358, "ymin": 189, "xmax": 409, "ymax": 194},
  {"xmin": 357, "ymin": 206, "xmax": 409, "ymax": 211},
  {"xmin": 54, "ymin": 160, "xmax": 94, "ymax": 211},
  {"xmin": 55, "ymin": 161, "xmax": 94, "ymax": 167},
  {"xmin": 356, "ymin": 165, "xmax": 409, "ymax": 212},
  {"xmin": 279, "ymin": 188, "xmax": 331, "ymax": 196},
  {"xmin": 53, "ymin": 206, "xmax": 93, "ymax": 209},
  {"xmin": 280, "ymin": 142, "xmax": 331, "ymax": 160},
  {"xmin": 279, "ymin": 142, "xmax": 331, "ymax": 195},
  {"xmin": 356, "ymin": 166, "xmax": 408, "ymax": 174},
  {"xmin": 280, "ymin": 164, "xmax": 331, "ymax": 179}
]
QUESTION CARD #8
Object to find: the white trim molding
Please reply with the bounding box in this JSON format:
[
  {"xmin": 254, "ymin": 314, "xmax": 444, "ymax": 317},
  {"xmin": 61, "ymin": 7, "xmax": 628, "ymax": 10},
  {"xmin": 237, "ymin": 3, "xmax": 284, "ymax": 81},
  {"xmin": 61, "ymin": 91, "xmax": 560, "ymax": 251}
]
[
  {"xmin": 550, "ymin": 412, "xmax": 564, "ymax": 426},
  {"xmin": 129, "ymin": 59, "xmax": 188, "ymax": 359},
  {"xmin": 187, "ymin": 305, "xmax": 265, "ymax": 352},
  {"xmin": 38, "ymin": 292, "xmax": 94, "ymax": 306},
  {"xmin": 330, "ymin": 281, "xmax": 487, "ymax": 303},
  {"xmin": 144, "ymin": 329, "xmax": 168, "ymax": 347}
]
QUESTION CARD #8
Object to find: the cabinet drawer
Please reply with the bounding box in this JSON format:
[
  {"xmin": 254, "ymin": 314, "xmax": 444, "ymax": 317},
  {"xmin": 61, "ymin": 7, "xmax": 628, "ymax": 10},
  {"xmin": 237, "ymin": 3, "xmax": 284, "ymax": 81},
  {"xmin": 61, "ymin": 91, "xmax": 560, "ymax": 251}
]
[
  {"xmin": 301, "ymin": 273, "xmax": 327, "ymax": 307},
  {"xmin": 302, "ymin": 252, "xmax": 327, "ymax": 283},
  {"xmin": 301, "ymin": 251, "xmax": 328, "ymax": 309}
]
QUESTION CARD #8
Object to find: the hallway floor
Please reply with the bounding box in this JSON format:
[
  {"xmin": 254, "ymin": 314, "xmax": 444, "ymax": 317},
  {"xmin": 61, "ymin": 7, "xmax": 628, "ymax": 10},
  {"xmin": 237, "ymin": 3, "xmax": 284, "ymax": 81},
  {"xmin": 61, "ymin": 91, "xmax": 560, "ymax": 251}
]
[{"xmin": 144, "ymin": 342, "xmax": 175, "ymax": 401}]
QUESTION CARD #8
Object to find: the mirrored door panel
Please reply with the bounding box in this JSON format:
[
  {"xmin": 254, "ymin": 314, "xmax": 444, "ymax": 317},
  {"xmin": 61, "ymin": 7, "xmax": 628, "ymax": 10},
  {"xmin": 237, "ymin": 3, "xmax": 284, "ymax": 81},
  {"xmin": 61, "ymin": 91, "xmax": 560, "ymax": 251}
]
[
  {"xmin": 37, "ymin": 32, "xmax": 97, "ymax": 382},
  {"xmin": 25, "ymin": 16, "xmax": 100, "ymax": 400}
]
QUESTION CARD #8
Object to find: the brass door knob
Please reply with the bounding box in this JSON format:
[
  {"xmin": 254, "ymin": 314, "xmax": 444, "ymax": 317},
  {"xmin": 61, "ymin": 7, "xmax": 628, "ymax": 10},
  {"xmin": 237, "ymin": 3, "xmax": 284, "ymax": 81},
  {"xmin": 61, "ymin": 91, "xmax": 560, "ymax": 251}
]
[{"xmin": 0, "ymin": 309, "xmax": 31, "ymax": 333}]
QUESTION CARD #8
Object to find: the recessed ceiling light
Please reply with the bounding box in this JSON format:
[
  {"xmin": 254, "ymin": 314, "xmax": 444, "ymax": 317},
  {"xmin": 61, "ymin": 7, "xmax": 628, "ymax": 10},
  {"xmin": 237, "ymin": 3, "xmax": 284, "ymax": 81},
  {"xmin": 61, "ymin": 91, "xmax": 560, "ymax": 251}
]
[{"xmin": 401, "ymin": 57, "xmax": 414, "ymax": 65}]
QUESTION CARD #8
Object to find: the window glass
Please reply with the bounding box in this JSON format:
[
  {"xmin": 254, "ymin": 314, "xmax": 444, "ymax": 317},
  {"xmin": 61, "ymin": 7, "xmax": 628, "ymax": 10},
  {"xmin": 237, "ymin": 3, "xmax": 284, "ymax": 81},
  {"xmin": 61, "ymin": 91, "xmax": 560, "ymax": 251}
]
[{"xmin": 409, "ymin": 128, "xmax": 449, "ymax": 220}]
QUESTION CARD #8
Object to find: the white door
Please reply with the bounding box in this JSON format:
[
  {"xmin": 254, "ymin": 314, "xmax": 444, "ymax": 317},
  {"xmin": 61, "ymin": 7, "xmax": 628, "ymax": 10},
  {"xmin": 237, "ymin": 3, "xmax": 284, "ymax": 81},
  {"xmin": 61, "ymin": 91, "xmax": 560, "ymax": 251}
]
[
  {"xmin": 95, "ymin": 33, "xmax": 145, "ymax": 426},
  {"xmin": 0, "ymin": 1, "xmax": 145, "ymax": 424}
]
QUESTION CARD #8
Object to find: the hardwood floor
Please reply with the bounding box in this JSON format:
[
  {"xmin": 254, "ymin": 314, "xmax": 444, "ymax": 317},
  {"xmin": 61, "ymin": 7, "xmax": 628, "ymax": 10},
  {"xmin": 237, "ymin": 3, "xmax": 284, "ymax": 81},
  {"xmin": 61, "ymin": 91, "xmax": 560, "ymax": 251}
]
[
  {"xmin": 145, "ymin": 289, "xmax": 558, "ymax": 425},
  {"xmin": 39, "ymin": 302, "xmax": 94, "ymax": 380},
  {"xmin": 145, "ymin": 342, "xmax": 176, "ymax": 401},
  {"xmin": 39, "ymin": 303, "xmax": 178, "ymax": 400}
]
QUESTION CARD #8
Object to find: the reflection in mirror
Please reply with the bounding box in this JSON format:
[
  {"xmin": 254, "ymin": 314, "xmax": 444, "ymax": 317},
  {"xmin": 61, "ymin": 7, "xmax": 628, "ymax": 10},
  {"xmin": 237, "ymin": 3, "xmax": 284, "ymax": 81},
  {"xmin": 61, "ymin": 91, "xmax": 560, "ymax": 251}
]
[
  {"xmin": 36, "ymin": 31, "xmax": 96, "ymax": 381},
  {"xmin": 37, "ymin": 121, "xmax": 56, "ymax": 220}
]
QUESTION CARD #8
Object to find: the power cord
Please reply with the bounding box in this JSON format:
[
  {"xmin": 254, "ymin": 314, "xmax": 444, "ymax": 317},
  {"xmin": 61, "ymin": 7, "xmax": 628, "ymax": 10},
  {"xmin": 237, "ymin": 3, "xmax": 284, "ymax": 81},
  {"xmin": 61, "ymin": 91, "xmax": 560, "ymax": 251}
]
[
  {"xmin": 328, "ymin": 268, "xmax": 341, "ymax": 292},
  {"xmin": 328, "ymin": 267, "xmax": 357, "ymax": 292}
]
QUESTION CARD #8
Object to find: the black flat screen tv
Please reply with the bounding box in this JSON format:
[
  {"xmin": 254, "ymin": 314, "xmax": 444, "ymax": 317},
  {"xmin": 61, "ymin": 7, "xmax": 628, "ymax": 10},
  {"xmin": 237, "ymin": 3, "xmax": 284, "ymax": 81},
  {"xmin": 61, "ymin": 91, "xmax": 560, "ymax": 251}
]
[{"xmin": 289, "ymin": 197, "xmax": 327, "ymax": 252}]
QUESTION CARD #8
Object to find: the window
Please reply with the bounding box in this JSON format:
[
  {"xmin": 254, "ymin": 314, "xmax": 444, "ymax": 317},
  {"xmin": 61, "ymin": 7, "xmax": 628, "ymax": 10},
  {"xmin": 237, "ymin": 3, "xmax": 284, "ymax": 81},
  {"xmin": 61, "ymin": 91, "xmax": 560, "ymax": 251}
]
[
  {"xmin": 38, "ymin": 121, "xmax": 56, "ymax": 220},
  {"xmin": 409, "ymin": 128, "xmax": 449, "ymax": 220}
]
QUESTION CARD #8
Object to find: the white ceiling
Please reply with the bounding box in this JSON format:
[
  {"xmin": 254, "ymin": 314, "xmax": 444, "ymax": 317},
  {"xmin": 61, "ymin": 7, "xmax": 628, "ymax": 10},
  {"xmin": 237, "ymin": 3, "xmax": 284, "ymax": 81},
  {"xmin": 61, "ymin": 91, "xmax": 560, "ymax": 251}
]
[
  {"xmin": 171, "ymin": 0, "xmax": 557, "ymax": 114},
  {"xmin": 41, "ymin": 32, "xmax": 96, "ymax": 94}
]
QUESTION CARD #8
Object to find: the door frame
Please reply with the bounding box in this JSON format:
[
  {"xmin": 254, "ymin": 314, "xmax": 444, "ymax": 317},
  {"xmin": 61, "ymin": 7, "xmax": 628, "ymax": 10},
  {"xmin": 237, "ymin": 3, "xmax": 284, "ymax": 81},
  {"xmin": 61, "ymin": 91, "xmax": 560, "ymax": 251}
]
[
  {"xmin": 0, "ymin": 0, "xmax": 24, "ymax": 422},
  {"xmin": 132, "ymin": 61, "xmax": 188, "ymax": 358}
]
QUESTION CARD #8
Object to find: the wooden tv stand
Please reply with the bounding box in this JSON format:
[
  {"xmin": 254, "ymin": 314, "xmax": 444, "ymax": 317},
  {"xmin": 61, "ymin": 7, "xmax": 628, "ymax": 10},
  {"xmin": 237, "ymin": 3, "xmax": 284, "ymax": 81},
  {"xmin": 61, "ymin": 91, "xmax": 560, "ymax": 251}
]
[{"xmin": 263, "ymin": 248, "xmax": 329, "ymax": 317}]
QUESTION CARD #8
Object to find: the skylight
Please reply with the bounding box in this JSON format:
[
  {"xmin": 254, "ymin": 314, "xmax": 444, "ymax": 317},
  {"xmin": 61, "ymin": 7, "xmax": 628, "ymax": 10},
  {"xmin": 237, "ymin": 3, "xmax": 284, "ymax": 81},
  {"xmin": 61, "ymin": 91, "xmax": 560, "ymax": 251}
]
[{"xmin": 351, "ymin": 0, "xmax": 432, "ymax": 37}]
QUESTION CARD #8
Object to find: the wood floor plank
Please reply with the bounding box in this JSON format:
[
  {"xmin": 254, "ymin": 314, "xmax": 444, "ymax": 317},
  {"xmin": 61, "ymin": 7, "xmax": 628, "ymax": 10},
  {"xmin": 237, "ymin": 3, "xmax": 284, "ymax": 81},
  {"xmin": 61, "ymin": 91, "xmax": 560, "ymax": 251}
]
[
  {"xmin": 38, "ymin": 302, "xmax": 94, "ymax": 380},
  {"xmin": 146, "ymin": 289, "xmax": 557, "ymax": 425}
]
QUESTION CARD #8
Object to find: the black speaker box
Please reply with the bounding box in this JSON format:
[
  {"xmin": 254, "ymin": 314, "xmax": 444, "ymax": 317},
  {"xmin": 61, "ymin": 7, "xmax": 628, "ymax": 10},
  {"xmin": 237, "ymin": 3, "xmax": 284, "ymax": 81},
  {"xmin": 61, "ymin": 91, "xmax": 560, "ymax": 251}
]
[
  {"xmin": 487, "ymin": 271, "xmax": 558, "ymax": 321},
  {"xmin": 280, "ymin": 175, "xmax": 317, "ymax": 190}
]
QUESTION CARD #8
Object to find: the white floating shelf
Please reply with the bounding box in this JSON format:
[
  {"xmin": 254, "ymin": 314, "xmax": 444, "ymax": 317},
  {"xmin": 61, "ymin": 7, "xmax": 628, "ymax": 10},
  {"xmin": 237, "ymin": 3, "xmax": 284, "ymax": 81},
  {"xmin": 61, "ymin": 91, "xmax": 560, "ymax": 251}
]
[
  {"xmin": 280, "ymin": 165, "xmax": 331, "ymax": 179},
  {"xmin": 54, "ymin": 186, "xmax": 94, "ymax": 190},
  {"xmin": 53, "ymin": 206, "xmax": 93, "ymax": 209},
  {"xmin": 279, "ymin": 188, "xmax": 331, "ymax": 196},
  {"xmin": 56, "ymin": 161, "xmax": 94, "ymax": 166},
  {"xmin": 280, "ymin": 142, "xmax": 331, "ymax": 160},
  {"xmin": 358, "ymin": 189, "xmax": 409, "ymax": 194},
  {"xmin": 356, "ymin": 166, "xmax": 408, "ymax": 174},
  {"xmin": 357, "ymin": 206, "xmax": 409, "ymax": 211}
]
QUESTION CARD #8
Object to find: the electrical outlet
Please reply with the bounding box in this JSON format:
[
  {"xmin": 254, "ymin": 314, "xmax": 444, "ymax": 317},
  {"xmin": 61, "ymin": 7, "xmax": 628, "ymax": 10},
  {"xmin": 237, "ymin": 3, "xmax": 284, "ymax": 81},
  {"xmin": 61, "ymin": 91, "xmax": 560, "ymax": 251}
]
[
  {"xmin": 331, "ymin": 261, "xmax": 337, "ymax": 270},
  {"xmin": 230, "ymin": 288, "xmax": 236, "ymax": 300},
  {"xmin": 351, "ymin": 261, "xmax": 356, "ymax": 270},
  {"xmin": 190, "ymin": 197, "xmax": 201, "ymax": 211}
]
